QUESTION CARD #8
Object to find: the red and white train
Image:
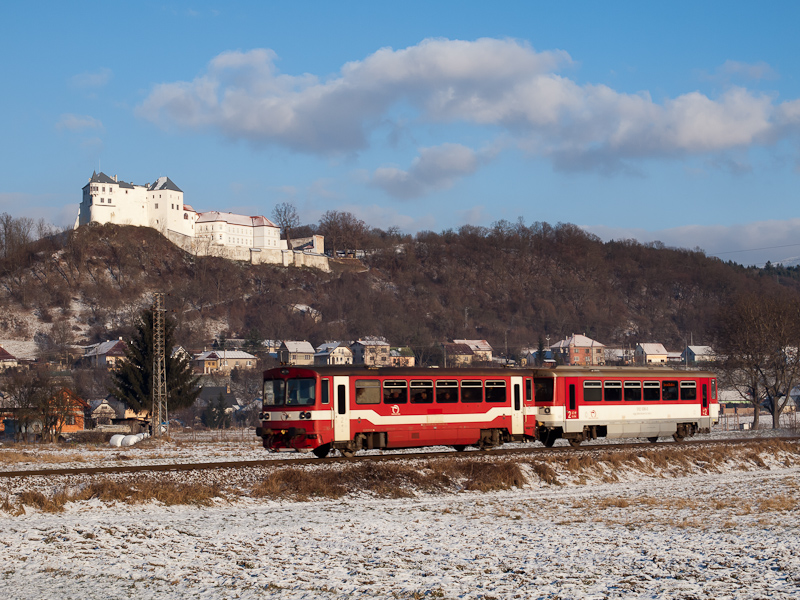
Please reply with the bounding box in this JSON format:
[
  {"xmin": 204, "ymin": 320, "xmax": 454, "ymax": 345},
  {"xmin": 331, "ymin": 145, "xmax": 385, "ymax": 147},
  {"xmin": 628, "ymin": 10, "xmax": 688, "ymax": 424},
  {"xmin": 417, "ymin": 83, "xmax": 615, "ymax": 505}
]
[{"xmin": 255, "ymin": 365, "xmax": 719, "ymax": 457}]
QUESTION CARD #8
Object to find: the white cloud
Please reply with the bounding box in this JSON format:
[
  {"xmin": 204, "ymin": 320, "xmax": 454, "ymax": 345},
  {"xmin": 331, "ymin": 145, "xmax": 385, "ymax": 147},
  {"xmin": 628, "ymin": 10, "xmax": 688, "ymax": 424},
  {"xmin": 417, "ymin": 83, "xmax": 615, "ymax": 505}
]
[
  {"xmin": 70, "ymin": 68, "xmax": 113, "ymax": 89},
  {"xmin": 137, "ymin": 38, "xmax": 800, "ymax": 172},
  {"xmin": 56, "ymin": 114, "xmax": 104, "ymax": 131},
  {"xmin": 716, "ymin": 60, "xmax": 778, "ymax": 82},
  {"xmin": 370, "ymin": 143, "xmax": 490, "ymax": 199},
  {"xmin": 584, "ymin": 218, "xmax": 800, "ymax": 267}
]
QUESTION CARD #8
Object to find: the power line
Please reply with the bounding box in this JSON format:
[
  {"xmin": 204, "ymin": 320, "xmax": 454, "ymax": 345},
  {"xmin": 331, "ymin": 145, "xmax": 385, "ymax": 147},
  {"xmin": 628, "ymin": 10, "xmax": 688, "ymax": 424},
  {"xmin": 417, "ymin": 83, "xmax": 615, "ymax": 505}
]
[{"xmin": 710, "ymin": 242, "xmax": 800, "ymax": 257}]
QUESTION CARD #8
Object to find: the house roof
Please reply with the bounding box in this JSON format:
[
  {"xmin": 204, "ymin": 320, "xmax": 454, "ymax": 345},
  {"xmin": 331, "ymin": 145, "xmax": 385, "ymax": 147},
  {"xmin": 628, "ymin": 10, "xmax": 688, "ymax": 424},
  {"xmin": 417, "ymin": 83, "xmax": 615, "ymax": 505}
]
[
  {"xmin": 84, "ymin": 340, "xmax": 127, "ymax": 358},
  {"xmin": 87, "ymin": 171, "xmax": 118, "ymax": 185},
  {"xmin": 687, "ymin": 345, "xmax": 715, "ymax": 356},
  {"xmin": 550, "ymin": 334, "xmax": 605, "ymax": 349},
  {"xmin": 453, "ymin": 339, "xmax": 493, "ymax": 352},
  {"xmin": 443, "ymin": 343, "xmax": 474, "ymax": 356},
  {"xmin": 637, "ymin": 343, "xmax": 668, "ymax": 355},
  {"xmin": 281, "ymin": 341, "xmax": 316, "ymax": 354},
  {"xmin": 194, "ymin": 350, "xmax": 256, "ymax": 360},
  {"xmin": 0, "ymin": 345, "xmax": 16, "ymax": 361},
  {"xmin": 195, "ymin": 211, "xmax": 278, "ymax": 228},
  {"xmin": 148, "ymin": 176, "xmax": 183, "ymax": 193},
  {"xmin": 352, "ymin": 338, "xmax": 390, "ymax": 348}
]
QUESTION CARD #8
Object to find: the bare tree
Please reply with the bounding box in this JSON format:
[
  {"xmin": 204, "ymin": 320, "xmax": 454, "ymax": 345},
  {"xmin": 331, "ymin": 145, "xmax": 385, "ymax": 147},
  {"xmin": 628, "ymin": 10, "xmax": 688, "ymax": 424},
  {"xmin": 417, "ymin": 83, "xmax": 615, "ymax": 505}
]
[
  {"xmin": 271, "ymin": 202, "xmax": 300, "ymax": 250},
  {"xmin": 715, "ymin": 292, "xmax": 800, "ymax": 429}
]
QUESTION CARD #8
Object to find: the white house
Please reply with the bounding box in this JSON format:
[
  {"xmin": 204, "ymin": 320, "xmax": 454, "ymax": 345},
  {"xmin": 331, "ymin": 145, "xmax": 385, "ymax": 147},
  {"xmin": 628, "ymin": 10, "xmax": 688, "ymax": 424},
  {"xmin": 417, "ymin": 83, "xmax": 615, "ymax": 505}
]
[
  {"xmin": 195, "ymin": 212, "xmax": 284, "ymax": 252},
  {"xmin": 314, "ymin": 342, "xmax": 353, "ymax": 365},
  {"xmin": 635, "ymin": 343, "xmax": 669, "ymax": 365},
  {"xmin": 681, "ymin": 345, "xmax": 716, "ymax": 364}
]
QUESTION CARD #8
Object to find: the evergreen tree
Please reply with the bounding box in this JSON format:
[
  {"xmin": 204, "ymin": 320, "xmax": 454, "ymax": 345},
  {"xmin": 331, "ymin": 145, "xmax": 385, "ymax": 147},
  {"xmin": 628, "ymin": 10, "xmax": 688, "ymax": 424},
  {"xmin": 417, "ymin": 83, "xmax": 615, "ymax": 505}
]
[
  {"xmin": 202, "ymin": 393, "xmax": 230, "ymax": 429},
  {"xmin": 110, "ymin": 309, "xmax": 200, "ymax": 414}
]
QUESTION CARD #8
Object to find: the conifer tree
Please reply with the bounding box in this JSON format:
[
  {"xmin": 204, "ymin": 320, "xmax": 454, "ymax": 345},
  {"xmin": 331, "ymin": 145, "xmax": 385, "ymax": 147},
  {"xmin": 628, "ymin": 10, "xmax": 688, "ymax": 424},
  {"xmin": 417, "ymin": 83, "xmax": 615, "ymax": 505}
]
[{"xmin": 110, "ymin": 309, "xmax": 199, "ymax": 413}]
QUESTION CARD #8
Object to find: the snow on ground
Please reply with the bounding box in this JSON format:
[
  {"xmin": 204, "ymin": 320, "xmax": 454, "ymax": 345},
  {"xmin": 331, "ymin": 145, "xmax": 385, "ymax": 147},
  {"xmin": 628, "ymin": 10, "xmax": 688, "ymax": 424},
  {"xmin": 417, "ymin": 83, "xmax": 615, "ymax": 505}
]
[
  {"xmin": 1, "ymin": 464, "xmax": 799, "ymax": 599},
  {"xmin": 1, "ymin": 429, "xmax": 800, "ymax": 598}
]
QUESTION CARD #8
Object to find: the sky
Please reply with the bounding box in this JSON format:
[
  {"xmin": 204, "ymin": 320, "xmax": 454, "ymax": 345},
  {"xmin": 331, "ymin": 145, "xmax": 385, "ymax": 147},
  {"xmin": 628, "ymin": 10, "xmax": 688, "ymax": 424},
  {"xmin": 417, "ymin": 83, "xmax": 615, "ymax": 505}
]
[{"xmin": 1, "ymin": 1, "xmax": 799, "ymax": 267}]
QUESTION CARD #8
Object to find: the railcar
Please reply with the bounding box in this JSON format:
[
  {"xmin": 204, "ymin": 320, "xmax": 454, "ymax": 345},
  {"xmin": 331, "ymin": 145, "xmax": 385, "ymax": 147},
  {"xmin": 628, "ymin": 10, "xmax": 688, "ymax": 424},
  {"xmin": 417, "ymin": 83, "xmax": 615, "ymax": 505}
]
[
  {"xmin": 256, "ymin": 366, "xmax": 537, "ymax": 457},
  {"xmin": 532, "ymin": 366, "xmax": 719, "ymax": 446}
]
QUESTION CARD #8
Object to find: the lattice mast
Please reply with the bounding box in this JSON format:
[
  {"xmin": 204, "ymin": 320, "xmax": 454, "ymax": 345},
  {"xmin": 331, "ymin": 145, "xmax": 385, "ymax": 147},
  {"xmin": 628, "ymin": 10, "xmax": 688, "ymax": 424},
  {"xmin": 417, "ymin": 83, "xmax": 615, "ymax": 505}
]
[{"xmin": 152, "ymin": 293, "xmax": 168, "ymax": 437}]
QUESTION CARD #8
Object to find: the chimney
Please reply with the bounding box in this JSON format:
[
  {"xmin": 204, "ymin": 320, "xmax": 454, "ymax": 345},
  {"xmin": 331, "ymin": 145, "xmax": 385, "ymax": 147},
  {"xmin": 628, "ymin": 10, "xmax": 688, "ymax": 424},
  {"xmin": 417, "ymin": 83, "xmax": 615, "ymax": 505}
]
[{"xmin": 114, "ymin": 174, "xmax": 118, "ymax": 182}]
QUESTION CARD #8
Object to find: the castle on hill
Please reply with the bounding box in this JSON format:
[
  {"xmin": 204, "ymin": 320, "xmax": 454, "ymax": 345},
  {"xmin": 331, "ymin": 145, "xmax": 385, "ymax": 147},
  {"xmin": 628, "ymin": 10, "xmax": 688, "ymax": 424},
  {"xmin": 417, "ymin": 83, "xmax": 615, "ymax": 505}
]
[{"xmin": 77, "ymin": 172, "xmax": 328, "ymax": 271}]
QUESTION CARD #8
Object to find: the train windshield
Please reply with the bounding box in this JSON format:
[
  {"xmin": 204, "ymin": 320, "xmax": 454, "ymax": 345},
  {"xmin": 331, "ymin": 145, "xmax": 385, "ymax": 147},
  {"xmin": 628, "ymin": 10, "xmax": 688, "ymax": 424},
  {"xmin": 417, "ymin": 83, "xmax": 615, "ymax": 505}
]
[{"xmin": 263, "ymin": 378, "xmax": 317, "ymax": 406}]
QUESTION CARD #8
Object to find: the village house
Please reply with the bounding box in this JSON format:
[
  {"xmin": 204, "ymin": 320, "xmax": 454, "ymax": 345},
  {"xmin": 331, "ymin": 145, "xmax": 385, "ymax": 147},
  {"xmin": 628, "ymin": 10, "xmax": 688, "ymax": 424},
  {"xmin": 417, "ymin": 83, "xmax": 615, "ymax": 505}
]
[
  {"xmin": 452, "ymin": 340, "xmax": 493, "ymax": 362},
  {"xmin": 83, "ymin": 339, "xmax": 127, "ymax": 368},
  {"xmin": 0, "ymin": 346, "xmax": 18, "ymax": 370},
  {"xmin": 193, "ymin": 350, "xmax": 257, "ymax": 374},
  {"xmin": 314, "ymin": 342, "xmax": 353, "ymax": 365},
  {"xmin": 389, "ymin": 348, "xmax": 416, "ymax": 367},
  {"xmin": 278, "ymin": 341, "xmax": 316, "ymax": 365},
  {"xmin": 635, "ymin": 343, "xmax": 669, "ymax": 365},
  {"xmin": 442, "ymin": 343, "xmax": 474, "ymax": 367},
  {"xmin": 681, "ymin": 345, "xmax": 716, "ymax": 364},
  {"xmin": 350, "ymin": 338, "xmax": 391, "ymax": 366},
  {"xmin": 550, "ymin": 334, "xmax": 606, "ymax": 366}
]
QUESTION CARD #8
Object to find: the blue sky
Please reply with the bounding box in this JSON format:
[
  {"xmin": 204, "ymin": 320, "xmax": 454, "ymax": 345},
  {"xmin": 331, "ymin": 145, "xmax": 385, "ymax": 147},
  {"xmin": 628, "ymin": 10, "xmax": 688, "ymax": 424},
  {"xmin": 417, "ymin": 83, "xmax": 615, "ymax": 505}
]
[{"xmin": 2, "ymin": 1, "xmax": 799, "ymax": 266}]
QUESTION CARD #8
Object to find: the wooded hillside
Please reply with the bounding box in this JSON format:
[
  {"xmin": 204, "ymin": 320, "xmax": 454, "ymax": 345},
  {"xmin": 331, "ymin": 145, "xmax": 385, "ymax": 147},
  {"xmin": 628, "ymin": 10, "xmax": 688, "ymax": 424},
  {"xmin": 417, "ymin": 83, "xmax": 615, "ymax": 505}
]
[{"xmin": 2, "ymin": 218, "xmax": 799, "ymax": 359}]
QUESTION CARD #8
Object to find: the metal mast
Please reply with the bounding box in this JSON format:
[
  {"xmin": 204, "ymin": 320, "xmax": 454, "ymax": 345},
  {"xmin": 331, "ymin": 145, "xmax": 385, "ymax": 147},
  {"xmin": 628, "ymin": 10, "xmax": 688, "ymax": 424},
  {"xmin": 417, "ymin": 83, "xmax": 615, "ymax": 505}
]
[{"xmin": 152, "ymin": 293, "xmax": 168, "ymax": 437}]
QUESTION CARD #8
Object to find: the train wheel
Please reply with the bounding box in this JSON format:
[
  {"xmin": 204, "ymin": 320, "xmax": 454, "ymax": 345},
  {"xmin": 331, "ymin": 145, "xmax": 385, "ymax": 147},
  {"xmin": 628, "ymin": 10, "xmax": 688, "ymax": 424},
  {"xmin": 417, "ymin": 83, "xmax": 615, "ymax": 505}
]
[
  {"xmin": 647, "ymin": 437, "xmax": 659, "ymax": 444},
  {"xmin": 340, "ymin": 448, "xmax": 355, "ymax": 458},
  {"xmin": 672, "ymin": 433, "xmax": 684, "ymax": 443},
  {"xmin": 452, "ymin": 445, "xmax": 466, "ymax": 452},
  {"xmin": 312, "ymin": 444, "xmax": 331, "ymax": 459},
  {"xmin": 568, "ymin": 439, "xmax": 582, "ymax": 448}
]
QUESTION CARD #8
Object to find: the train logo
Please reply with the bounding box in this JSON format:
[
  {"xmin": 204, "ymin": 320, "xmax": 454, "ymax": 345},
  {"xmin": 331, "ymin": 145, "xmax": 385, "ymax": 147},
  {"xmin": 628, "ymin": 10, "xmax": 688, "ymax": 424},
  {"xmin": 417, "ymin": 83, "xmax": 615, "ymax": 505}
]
[
  {"xmin": 589, "ymin": 410, "xmax": 597, "ymax": 419},
  {"xmin": 391, "ymin": 404, "xmax": 401, "ymax": 416}
]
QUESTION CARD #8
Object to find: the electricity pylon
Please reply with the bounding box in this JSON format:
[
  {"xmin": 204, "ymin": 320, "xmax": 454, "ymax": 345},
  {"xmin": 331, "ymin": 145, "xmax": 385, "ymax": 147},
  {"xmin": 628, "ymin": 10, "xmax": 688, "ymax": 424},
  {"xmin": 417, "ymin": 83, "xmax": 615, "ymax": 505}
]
[{"xmin": 152, "ymin": 292, "xmax": 168, "ymax": 437}]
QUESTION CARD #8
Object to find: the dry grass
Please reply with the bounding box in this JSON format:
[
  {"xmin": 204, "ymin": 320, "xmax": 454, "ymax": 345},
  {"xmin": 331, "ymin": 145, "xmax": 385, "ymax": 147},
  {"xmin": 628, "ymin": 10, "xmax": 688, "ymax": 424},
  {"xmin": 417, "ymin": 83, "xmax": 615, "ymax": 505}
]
[{"xmin": 0, "ymin": 450, "xmax": 86, "ymax": 465}]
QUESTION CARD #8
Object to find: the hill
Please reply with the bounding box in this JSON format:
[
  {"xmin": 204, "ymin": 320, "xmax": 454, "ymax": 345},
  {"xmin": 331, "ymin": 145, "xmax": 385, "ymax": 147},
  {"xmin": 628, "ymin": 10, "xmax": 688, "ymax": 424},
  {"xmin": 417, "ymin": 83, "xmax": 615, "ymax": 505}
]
[{"xmin": 1, "ymin": 220, "xmax": 798, "ymax": 359}]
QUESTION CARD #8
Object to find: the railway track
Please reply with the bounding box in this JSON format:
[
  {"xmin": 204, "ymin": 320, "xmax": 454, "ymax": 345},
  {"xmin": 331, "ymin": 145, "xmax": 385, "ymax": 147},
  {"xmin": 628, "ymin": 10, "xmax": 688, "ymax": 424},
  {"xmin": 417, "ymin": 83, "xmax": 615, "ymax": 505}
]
[{"xmin": 1, "ymin": 435, "xmax": 797, "ymax": 479}]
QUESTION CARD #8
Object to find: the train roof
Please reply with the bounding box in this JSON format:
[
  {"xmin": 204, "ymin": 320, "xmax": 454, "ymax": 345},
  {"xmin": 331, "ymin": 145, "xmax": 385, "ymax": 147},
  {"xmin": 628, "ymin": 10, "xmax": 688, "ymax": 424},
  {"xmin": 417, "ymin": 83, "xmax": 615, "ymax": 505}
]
[{"xmin": 264, "ymin": 365, "xmax": 717, "ymax": 379}]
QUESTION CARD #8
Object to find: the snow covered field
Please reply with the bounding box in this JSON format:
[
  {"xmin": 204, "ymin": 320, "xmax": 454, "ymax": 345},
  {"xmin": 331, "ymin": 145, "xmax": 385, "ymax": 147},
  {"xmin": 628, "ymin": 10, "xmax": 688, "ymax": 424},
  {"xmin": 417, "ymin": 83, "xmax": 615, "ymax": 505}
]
[{"xmin": 1, "ymin": 431, "xmax": 800, "ymax": 599}]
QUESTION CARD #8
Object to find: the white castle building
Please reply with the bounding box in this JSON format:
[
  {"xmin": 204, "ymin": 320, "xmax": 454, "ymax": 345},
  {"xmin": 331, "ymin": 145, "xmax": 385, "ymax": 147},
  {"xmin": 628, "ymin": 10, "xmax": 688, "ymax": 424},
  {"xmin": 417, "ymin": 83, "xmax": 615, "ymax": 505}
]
[{"xmin": 77, "ymin": 172, "xmax": 328, "ymax": 271}]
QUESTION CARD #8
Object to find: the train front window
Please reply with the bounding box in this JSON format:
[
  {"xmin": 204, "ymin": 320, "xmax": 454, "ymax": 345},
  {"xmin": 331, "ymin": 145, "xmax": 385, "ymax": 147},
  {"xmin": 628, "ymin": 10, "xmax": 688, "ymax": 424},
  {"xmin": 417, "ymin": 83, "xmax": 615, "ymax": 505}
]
[
  {"xmin": 287, "ymin": 378, "xmax": 316, "ymax": 406},
  {"xmin": 534, "ymin": 379, "xmax": 554, "ymax": 403},
  {"xmin": 485, "ymin": 380, "xmax": 507, "ymax": 403},
  {"xmin": 436, "ymin": 380, "xmax": 458, "ymax": 403},
  {"xmin": 264, "ymin": 379, "xmax": 286, "ymax": 406},
  {"xmin": 584, "ymin": 381, "xmax": 602, "ymax": 402}
]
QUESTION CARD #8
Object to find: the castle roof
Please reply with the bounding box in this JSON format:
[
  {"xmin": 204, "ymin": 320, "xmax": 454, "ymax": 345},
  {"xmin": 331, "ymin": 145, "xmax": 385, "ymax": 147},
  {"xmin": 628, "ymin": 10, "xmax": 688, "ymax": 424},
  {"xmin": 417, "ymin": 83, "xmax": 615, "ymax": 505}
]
[
  {"xmin": 148, "ymin": 176, "xmax": 183, "ymax": 193},
  {"xmin": 88, "ymin": 171, "xmax": 117, "ymax": 185},
  {"xmin": 196, "ymin": 212, "xmax": 278, "ymax": 228}
]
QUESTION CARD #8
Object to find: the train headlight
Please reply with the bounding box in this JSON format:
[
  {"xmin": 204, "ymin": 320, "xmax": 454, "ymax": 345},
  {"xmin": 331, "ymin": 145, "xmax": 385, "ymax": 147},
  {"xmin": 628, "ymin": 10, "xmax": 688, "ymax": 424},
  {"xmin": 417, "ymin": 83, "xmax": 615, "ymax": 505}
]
[
  {"xmin": 543, "ymin": 407, "xmax": 551, "ymax": 414},
  {"xmin": 262, "ymin": 413, "xmax": 271, "ymax": 421}
]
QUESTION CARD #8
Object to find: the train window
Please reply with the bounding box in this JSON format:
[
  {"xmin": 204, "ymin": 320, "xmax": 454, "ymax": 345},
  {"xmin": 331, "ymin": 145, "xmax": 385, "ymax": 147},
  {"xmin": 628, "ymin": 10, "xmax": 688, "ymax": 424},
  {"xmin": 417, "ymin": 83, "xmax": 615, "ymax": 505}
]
[
  {"xmin": 569, "ymin": 384, "xmax": 576, "ymax": 411},
  {"xmin": 525, "ymin": 378, "xmax": 533, "ymax": 402},
  {"xmin": 535, "ymin": 379, "xmax": 554, "ymax": 403},
  {"xmin": 485, "ymin": 380, "xmax": 507, "ymax": 403},
  {"xmin": 583, "ymin": 381, "xmax": 602, "ymax": 402},
  {"xmin": 643, "ymin": 381, "xmax": 660, "ymax": 401},
  {"xmin": 287, "ymin": 378, "xmax": 316, "ymax": 406},
  {"xmin": 461, "ymin": 380, "xmax": 483, "ymax": 403},
  {"xmin": 436, "ymin": 380, "xmax": 458, "ymax": 403},
  {"xmin": 712, "ymin": 379, "xmax": 717, "ymax": 400},
  {"xmin": 321, "ymin": 378, "xmax": 330, "ymax": 405},
  {"xmin": 337, "ymin": 384, "xmax": 346, "ymax": 414},
  {"xmin": 680, "ymin": 381, "xmax": 697, "ymax": 401},
  {"xmin": 383, "ymin": 380, "xmax": 407, "ymax": 404},
  {"xmin": 624, "ymin": 381, "xmax": 642, "ymax": 402},
  {"xmin": 604, "ymin": 381, "xmax": 622, "ymax": 402},
  {"xmin": 662, "ymin": 381, "xmax": 679, "ymax": 401},
  {"xmin": 355, "ymin": 380, "xmax": 381, "ymax": 404},
  {"xmin": 263, "ymin": 379, "xmax": 285, "ymax": 405},
  {"xmin": 410, "ymin": 380, "xmax": 434, "ymax": 403},
  {"xmin": 702, "ymin": 384, "xmax": 708, "ymax": 408}
]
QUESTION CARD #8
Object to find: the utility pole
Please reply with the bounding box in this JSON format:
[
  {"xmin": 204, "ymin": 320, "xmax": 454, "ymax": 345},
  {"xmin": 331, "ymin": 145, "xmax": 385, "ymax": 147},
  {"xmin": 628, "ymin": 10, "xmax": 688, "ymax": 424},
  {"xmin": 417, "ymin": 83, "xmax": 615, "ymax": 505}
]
[{"xmin": 152, "ymin": 293, "xmax": 168, "ymax": 438}]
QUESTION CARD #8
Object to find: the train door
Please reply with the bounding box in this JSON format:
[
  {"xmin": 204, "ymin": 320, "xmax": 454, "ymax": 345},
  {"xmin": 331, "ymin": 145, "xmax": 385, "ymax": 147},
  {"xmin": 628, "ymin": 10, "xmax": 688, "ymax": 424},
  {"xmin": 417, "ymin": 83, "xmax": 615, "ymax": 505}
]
[
  {"xmin": 333, "ymin": 376, "xmax": 350, "ymax": 442},
  {"xmin": 567, "ymin": 383, "xmax": 578, "ymax": 420},
  {"xmin": 701, "ymin": 383, "xmax": 709, "ymax": 417},
  {"xmin": 511, "ymin": 376, "xmax": 523, "ymax": 435}
]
